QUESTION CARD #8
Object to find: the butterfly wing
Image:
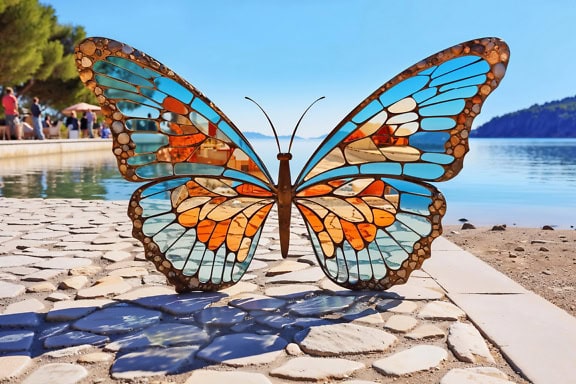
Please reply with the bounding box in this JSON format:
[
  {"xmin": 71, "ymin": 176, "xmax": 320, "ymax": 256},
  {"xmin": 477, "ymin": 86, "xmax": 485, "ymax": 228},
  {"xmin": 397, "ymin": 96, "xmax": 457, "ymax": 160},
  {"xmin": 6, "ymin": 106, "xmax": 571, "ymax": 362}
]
[
  {"xmin": 75, "ymin": 37, "xmax": 276, "ymax": 291},
  {"xmin": 130, "ymin": 175, "xmax": 274, "ymax": 292},
  {"xmin": 75, "ymin": 37, "xmax": 274, "ymax": 188},
  {"xmin": 294, "ymin": 37, "xmax": 509, "ymax": 289}
]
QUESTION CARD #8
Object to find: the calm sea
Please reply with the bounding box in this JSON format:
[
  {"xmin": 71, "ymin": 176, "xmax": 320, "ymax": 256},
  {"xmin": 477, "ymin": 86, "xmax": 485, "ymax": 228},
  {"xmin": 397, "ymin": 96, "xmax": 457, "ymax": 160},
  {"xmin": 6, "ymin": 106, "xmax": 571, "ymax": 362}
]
[{"xmin": 0, "ymin": 138, "xmax": 574, "ymax": 228}]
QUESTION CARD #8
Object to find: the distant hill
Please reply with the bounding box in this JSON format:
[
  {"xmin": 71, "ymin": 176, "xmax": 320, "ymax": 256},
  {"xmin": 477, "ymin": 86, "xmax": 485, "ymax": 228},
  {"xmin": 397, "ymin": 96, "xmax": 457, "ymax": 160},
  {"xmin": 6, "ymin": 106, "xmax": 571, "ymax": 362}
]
[{"xmin": 472, "ymin": 96, "xmax": 576, "ymax": 138}]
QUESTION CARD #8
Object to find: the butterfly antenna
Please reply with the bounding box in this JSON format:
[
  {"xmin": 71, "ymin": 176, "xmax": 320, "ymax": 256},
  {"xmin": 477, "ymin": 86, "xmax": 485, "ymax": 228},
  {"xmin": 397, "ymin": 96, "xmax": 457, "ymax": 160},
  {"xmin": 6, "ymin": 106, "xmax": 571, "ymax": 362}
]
[
  {"xmin": 245, "ymin": 96, "xmax": 282, "ymax": 153},
  {"xmin": 288, "ymin": 96, "xmax": 325, "ymax": 153}
]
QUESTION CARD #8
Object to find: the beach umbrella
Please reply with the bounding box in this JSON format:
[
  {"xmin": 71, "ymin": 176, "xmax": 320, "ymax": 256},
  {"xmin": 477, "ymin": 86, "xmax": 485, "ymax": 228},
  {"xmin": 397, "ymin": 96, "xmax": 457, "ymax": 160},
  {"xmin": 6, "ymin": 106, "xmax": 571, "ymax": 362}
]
[{"xmin": 61, "ymin": 102, "xmax": 101, "ymax": 114}]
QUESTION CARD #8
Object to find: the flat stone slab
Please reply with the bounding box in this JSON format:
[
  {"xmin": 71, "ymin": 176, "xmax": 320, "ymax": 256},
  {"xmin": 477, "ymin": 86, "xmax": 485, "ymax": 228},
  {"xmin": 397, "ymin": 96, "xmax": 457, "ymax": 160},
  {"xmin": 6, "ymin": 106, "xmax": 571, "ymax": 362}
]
[
  {"xmin": 0, "ymin": 280, "xmax": 25, "ymax": 298},
  {"xmin": 0, "ymin": 355, "xmax": 32, "ymax": 381},
  {"xmin": 405, "ymin": 324, "xmax": 446, "ymax": 340},
  {"xmin": 372, "ymin": 345, "xmax": 448, "ymax": 376},
  {"xmin": 448, "ymin": 322, "xmax": 495, "ymax": 363},
  {"xmin": 270, "ymin": 356, "xmax": 365, "ymax": 381},
  {"xmin": 134, "ymin": 292, "xmax": 225, "ymax": 315},
  {"xmin": 105, "ymin": 323, "xmax": 210, "ymax": 352},
  {"xmin": 197, "ymin": 333, "xmax": 288, "ymax": 366},
  {"xmin": 195, "ymin": 306, "xmax": 247, "ymax": 326},
  {"xmin": 72, "ymin": 305, "xmax": 161, "ymax": 335},
  {"xmin": 0, "ymin": 255, "xmax": 43, "ymax": 268},
  {"xmin": 264, "ymin": 283, "xmax": 320, "ymax": 299},
  {"xmin": 76, "ymin": 276, "xmax": 132, "ymax": 298},
  {"xmin": 43, "ymin": 331, "xmax": 109, "ymax": 349},
  {"xmin": 418, "ymin": 300, "xmax": 466, "ymax": 320},
  {"xmin": 185, "ymin": 370, "xmax": 273, "ymax": 384},
  {"xmin": 295, "ymin": 323, "xmax": 397, "ymax": 356},
  {"xmin": 0, "ymin": 312, "xmax": 41, "ymax": 328},
  {"xmin": 376, "ymin": 299, "xmax": 418, "ymax": 314},
  {"xmin": 0, "ymin": 330, "xmax": 35, "ymax": 352},
  {"xmin": 111, "ymin": 346, "xmax": 200, "ymax": 379},
  {"xmin": 4, "ymin": 298, "xmax": 45, "ymax": 314},
  {"xmin": 21, "ymin": 363, "xmax": 88, "ymax": 384},
  {"xmin": 46, "ymin": 299, "xmax": 114, "ymax": 321},
  {"xmin": 384, "ymin": 314, "xmax": 418, "ymax": 333},
  {"xmin": 381, "ymin": 277, "xmax": 445, "ymax": 300},
  {"xmin": 33, "ymin": 257, "xmax": 92, "ymax": 270},
  {"xmin": 266, "ymin": 267, "xmax": 325, "ymax": 284},
  {"xmin": 229, "ymin": 294, "xmax": 286, "ymax": 312},
  {"xmin": 288, "ymin": 295, "xmax": 356, "ymax": 316},
  {"xmin": 440, "ymin": 367, "xmax": 515, "ymax": 384}
]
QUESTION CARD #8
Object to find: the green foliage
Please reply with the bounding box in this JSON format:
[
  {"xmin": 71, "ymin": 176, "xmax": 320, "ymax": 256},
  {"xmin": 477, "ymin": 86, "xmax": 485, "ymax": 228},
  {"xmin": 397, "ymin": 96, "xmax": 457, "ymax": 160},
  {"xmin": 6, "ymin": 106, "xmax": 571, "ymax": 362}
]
[
  {"xmin": 0, "ymin": 0, "xmax": 95, "ymax": 115},
  {"xmin": 472, "ymin": 96, "xmax": 576, "ymax": 138}
]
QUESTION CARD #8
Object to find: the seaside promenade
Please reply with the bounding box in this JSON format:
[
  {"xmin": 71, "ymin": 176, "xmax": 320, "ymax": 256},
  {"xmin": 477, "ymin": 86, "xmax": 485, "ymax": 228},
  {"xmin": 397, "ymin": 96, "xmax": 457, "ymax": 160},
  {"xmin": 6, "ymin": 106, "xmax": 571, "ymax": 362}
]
[{"xmin": 0, "ymin": 142, "xmax": 575, "ymax": 383}]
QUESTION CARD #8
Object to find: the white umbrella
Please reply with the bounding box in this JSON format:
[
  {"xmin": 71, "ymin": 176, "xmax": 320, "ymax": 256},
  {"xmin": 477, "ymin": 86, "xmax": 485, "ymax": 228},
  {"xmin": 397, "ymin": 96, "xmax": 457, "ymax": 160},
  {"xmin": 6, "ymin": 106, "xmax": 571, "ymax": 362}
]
[{"xmin": 61, "ymin": 102, "xmax": 101, "ymax": 114}]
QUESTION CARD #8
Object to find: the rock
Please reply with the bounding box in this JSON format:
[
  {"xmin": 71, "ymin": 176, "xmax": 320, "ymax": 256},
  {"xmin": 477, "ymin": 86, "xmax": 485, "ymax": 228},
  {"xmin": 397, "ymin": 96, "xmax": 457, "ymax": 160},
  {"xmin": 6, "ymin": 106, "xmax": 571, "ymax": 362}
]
[
  {"xmin": 539, "ymin": 246, "xmax": 550, "ymax": 252},
  {"xmin": 491, "ymin": 225, "xmax": 506, "ymax": 231},
  {"xmin": 462, "ymin": 223, "xmax": 476, "ymax": 230},
  {"xmin": 514, "ymin": 246, "xmax": 525, "ymax": 252},
  {"xmin": 270, "ymin": 356, "xmax": 365, "ymax": 381},
  {"xmin": 59, "ymin": 275, "xmax": 89, "ymax": 290},
  {"xmin": 76, "ymin": 352, "xmax": 114, "ymax": 364},
  {"xmin": 294, "ymin": 323, "xmax": 397, "ymax": 356},
  {"xmin": 372, "ymin": 345, "xmax": 448, "ymax": 376},
  {"xmin": 26, "ymin": 281, "xmax": 57, "ymax": 293},
  {"xmin": 21, "ymin": 363, "xmax": 88, "ymax": 384},
  {"xmin": 542, "ymin": 225, "xmax": 555, "ymax": 230},
  {"xmin": 447, "ymin": 322, "xmax": 495, "ymax": 363},
  {"xmin": 286, "ymin": 342, "xmax": 303, "ymax": 356}
]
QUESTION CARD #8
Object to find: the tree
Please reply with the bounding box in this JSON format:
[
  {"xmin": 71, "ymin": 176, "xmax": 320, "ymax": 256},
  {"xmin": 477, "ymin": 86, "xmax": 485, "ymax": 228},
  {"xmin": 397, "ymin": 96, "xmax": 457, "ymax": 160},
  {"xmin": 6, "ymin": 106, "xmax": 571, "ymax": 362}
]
[{"xmin": 0, "ymin": 0, "xmax": 95, "ymax": 114}]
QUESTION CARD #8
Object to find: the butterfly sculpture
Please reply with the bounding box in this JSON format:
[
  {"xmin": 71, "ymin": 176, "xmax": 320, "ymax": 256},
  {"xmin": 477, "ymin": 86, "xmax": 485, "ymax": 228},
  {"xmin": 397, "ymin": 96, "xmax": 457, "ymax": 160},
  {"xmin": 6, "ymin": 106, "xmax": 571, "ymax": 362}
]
[{"xmin": 75, "ymin": 37, "xmax": 509, "ymax": 292}]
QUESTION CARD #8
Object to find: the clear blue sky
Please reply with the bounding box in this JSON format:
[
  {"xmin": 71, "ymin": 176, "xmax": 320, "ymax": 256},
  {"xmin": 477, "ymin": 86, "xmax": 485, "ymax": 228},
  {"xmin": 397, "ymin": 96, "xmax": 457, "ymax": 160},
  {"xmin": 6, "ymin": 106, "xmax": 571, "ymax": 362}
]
[{"xmin": 44, "ymin": 0, "xmax": 576, "ymax": 138}]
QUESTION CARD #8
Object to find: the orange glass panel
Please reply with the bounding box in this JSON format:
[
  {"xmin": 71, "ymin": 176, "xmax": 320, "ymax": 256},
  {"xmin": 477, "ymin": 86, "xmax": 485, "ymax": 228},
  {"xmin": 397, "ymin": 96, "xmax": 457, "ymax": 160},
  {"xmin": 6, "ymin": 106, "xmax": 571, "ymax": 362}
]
[
  {"xmin": 197, "ymin": 219, "xmax": 216, "ymax": 243},
  {"xmin": 178, "ymin": 207, "xmax": 200, "ymax": 227},
  {"xmin": 318, "ymin": 231, "xmax": 335, "ymax": 257},
  {"xmin": 324, "ymin": 212, "xmax": 343, "ymax": 243},
  {"xmin": 236, "ymin": 237, "xmax": 252, "ymax": 262},
  {"xmin": 163, "ymin": 96, "xmax": 189, "ymax": 115},
  {"xmin": 186, "ymin": 181, "xmax": 215, "ymax": 197},
  {"xmin": 245, "ymin": 204, "xmax": 272, "ymax": 237},
  {"xmin": 227, "ymin": 214, "xmax": 248, "ymax": 252},
  {"xmin": 299, "ymin": 205, "xmax": 324, "ymax": 232},
  {"xmin": 199, "ymin": 196, "xmax": 227, "ymax": 220},
  {"xmin": 168, "ymin": 147, "xmax": 194, "ymax": 162},
  {"xmin": 340, "ymin": 220, "xmax": 364, "ymax": 250},
  {"xmin": 359, "ymin": 180, "xmax": 385, "ymax": 196},
  {"xmin": 373, "ymin": 209, "xmax": 395, "ymax": 227},
  {"xmin": 169, "ymin": 133, "xmax": 206, "ymax": 147},
  {"xmin": 346, "ymin": 197, "xmax": 373, "ymax": 222},
  {"xmin": 358, "ymin": 223, "xmax": 377, "ymax": 242},
  {"xmin": 296, "ymin": 184, "xmax": 333, "ymax": 197},
  {"xmin": 236, "ymin": 184, "xmax": 273, "ymax": 197},
  {"xmin": 208, "ymin": 219, "xmax": 230, "ymax": 250}
]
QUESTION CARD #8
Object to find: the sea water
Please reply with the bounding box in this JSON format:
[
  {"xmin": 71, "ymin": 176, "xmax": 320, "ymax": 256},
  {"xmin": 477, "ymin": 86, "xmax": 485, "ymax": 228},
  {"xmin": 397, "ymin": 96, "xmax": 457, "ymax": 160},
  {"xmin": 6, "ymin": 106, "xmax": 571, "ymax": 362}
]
[{"xmin": 0, "ymin": 138, "xmax": 574, "ymax": 228}]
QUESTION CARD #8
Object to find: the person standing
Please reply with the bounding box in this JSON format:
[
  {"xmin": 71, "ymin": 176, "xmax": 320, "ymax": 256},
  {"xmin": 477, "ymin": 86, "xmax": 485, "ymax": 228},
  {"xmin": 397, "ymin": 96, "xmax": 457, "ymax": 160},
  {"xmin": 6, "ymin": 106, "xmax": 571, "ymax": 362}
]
[
  {"xmin": 66, "ymin": 111, "xmax": 79, "ymax": 139},
  {"xmin": 2, "ymin": 87, "xmax": 19, "ymax": 140},
  {"xmin": 86, "ymin": 109, "xmax": 95, "ymax": 138},
  {"xmin": 30, "ymin": 97, "xmax": 46, "ymax": 140}
]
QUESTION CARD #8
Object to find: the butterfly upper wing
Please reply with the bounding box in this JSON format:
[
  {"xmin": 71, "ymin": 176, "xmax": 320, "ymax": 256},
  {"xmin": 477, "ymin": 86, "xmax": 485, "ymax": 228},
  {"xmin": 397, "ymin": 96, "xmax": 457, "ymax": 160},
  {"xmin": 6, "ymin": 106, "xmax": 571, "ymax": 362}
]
[
  {"xmin": 293, "ymin": 37, "xmax": 509, "ymax": 289},
  {"xmin": 75, "ymin": 37, "xmax": 276, "ymax": 291},
  {"xmin": 75, "ymin": 37, "xmax": 274, "ymax": 189},
  {"xmin": 295, "ymin": 37, "xmax": 509, "ymax": 190}
]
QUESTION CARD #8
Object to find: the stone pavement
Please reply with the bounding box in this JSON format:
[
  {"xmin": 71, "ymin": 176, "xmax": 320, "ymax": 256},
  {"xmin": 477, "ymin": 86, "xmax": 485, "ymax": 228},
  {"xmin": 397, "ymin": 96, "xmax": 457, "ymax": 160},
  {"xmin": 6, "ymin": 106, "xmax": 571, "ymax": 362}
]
[{"xmin": 0, "ymin": 198, "xmax": 572, "ymax": 383}]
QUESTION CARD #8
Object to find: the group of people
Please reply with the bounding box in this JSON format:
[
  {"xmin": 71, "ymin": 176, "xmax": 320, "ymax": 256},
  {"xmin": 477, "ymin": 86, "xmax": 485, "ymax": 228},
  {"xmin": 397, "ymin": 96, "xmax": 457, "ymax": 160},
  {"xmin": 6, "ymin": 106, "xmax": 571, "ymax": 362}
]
[{"xmin": 2, "ymin": 87, "xmax": 110, "ymax": 140}]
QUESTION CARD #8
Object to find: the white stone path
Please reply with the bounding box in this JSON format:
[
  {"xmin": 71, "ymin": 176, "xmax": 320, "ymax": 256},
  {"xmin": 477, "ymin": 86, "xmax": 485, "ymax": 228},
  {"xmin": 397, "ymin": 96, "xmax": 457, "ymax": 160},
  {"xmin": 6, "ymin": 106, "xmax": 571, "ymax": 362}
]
[{"xmin": 0, "ymin": 198, "xmax": 572, "ymax": 383}]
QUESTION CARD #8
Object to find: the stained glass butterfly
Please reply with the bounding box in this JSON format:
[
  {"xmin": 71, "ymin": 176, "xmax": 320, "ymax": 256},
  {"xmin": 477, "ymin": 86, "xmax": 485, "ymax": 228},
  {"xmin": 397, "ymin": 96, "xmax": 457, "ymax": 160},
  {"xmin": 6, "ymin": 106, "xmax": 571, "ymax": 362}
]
[{"xmin": 75, "ymin": 37, "xmax": 509, "ymax": 292}]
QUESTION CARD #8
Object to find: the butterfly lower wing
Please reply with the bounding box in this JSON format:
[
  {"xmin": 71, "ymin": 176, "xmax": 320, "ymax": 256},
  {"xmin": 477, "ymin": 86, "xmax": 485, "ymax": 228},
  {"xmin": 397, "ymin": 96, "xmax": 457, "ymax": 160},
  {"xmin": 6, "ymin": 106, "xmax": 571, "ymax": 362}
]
[
  {"xmin": 295, "ymin": 37, "xmax": 509, "ymax": 189},
  {"xmin": 131, "ymin": 175, "xmax": 275, "ymax": 292},
  {"xmin": 295, "ymin": 177, "xmax": 444, "ymax": 289},
  {"xmin": 75, "ymin": 37, "xmax": 273, "ymax": 188}
]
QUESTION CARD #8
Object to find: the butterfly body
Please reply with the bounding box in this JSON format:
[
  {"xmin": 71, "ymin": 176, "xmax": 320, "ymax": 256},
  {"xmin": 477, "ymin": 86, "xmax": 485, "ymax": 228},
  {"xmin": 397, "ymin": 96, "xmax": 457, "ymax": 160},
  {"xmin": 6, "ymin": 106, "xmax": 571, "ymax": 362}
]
[{"xmin": 75, "ymin": 36, "xmax": 509, "ymax": 292}]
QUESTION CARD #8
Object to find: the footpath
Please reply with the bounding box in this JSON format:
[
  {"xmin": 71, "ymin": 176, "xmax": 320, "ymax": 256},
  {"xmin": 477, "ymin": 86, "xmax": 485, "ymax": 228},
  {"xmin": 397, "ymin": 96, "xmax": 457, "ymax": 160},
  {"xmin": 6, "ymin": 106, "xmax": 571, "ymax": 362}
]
[{"xmin": 0, "ymin": 198, "xmax": 575, "ymax": 384}]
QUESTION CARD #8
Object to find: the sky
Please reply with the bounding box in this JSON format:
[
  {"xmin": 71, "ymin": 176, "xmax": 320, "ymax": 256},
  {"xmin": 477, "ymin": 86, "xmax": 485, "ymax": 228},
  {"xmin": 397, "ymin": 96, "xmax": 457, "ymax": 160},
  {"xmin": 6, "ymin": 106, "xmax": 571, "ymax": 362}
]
[{"xmin": 43, "ymin": 0, "xmax": 576, "ymax": 138}]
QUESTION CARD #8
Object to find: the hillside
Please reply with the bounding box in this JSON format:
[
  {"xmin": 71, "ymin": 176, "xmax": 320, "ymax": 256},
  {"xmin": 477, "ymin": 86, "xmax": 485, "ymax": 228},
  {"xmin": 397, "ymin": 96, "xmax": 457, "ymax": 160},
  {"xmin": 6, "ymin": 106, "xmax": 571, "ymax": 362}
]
[{"xmin": 471, "ymin": 96, "xmax": 576, "ymax": 138}]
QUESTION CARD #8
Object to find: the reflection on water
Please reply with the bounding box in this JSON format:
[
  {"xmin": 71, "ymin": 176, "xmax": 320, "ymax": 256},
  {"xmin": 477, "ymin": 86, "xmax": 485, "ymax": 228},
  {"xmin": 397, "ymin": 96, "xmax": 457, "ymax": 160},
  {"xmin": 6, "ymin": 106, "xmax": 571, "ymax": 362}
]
[{"xmin": 0, "ymin": 138, "xmax": 575, "ymax": 228}]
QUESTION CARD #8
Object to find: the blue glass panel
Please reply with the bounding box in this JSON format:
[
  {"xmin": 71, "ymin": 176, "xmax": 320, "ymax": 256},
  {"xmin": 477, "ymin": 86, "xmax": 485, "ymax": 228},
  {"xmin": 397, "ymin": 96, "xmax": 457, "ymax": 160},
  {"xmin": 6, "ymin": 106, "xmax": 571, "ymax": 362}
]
[
  {"xmin": 142, "ymin": 213, "xmax": 175, "ymax": 236},
  {"xmin": 223, "ymin": 170, "xmax": 272, "ymax": 191},
  {"xmin": 127, "ymin": 154, "xmax": 156, "ymax": 165},
  {"xmin": 379, "ymin": 76, "xmax": 428, "ymax": 107},
  {"xmin": 410, "ymin": 132, "xmax": 450, "ymax": 152},
  {"xmin": 95, "ymin": 74, "xmax": 138, "ymax": 92},
  {"xmin": 420, "ymin": 117, "xmax": 456, "ymax": 131},
  {"xmin": 360, "ymin": 162, "xmax": 402, "ymax": 175},
  {"xmin": 232, "ymin": 228, "xmax": 262, "ymax": 281},
  {"xmin": 351, "ymin": 100, "xmax": 383, "ymax": 123},
  {"xmin": 412, "ymin": 87, "xmax": 437, "ymax": 103},
  {"xmin": 192, "ymin": 98, "xmax": 220, "ymax": 124},
  {"xmin": 381, "ymin": 178, "xmax": 432, "ymax": 195},
  {"xmin": 141, "ymin": 86, "xmax": 169, "ymax": 104},
  {"xmin": 117, "ymin": 101, "xmax": 160, "ymax": 118},
  {"xmin": 419, "ymin": 86, "xmax": 478, "ymax": 107},
  {"xmin": 133, "ymin": 133, "xmax": 168, "ymax": 153},
  {"xmin": 166, "ymin": 229, "xmax": 196, "ymax": 269},
  {"xmin": 429, "ymin": 60, "xmax": 490, "ymax": 87},
  {"xmin": 421, "ymin": 153, "xmax": 454, "ymax": 164},
  {"xmin": 396, "ymin": 212, "xmax": 431, "ymax": 235},
  {"xmin": 296, "ymin": 165, "xmax": 359, "ymax": 192},
  {"xmin": 174, "ymin": 163, "xmax": 224, "ymax": 176},
  {"xmin": 403, "ymin": 163, "xmax": 445, "ymax": 179},
  {"xmin": 210, "ymin": 247, "xmax": 227, "ymax": 284},
  {"xmin": 431, "ymin": 56, "xmax": 481, "ymax": 78},
  {"xmin": 367, "ymin": 244, "xmax": 387, "ymax": 279},
  {"xmin": 439, "ymin": 74, "xmax": 486, "ymax": 92},
  {"xmin": 336, "ymin": 246, "xmax": 350, "ymax": 283},
  {"xmin": 418, "ymin": 66, "xmax": 437, "ymax": 76},
  {"xmin": 107, "ymin": 56, "xmax": 159, "ymax": 79},
  {"xmin": 93, "ymin": 61, "xmax": 154, "ymax": 87},
  {"xmin": 420, "ymin": 99, "xmax": 465, "ymax": 117},
  {"xmin": 183, "ymin": 243, "xmax": 206, "ymax": 276},
  {"xmin": 198, "ymin": 249, "xmax": 215, "ymax": 283},
  {"xmin": 126, "ymin": 119, "xmax": 159, "ymax": 132},
  {"xmin": 298, "ymin": 122, "xmax": 357, "ymax": 184},
  {"xmin": 154, "ymin": 77, "xmax": 193, "ymax": 104},
  {"xmin": 356, "ymin": 248, "xmax": 373, "ymax": 281},
  {"xmin": 399, "ymin": 194, "xmax": 432, "ymax": 215},
  {"xmin": 140, "ymin": 178, "xmax": 188, "ymax": 198},
  {"xmin": 153, "ymin": 223, "xmax": 186, "ymax": 252},
  {"xmin": 222, "ymin": 249, "xmax": 236, "ymax": 282},
  {"xmin": 136, "ymin": 163, "xmax": 174, "ymax": 179},
  {"xmin": 139, "ymin": 199, "xmax": 171, "ymax": 216},
  {"xmin": 104, "ymin": 89, "xmax": 162, "ymax": 108}
]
